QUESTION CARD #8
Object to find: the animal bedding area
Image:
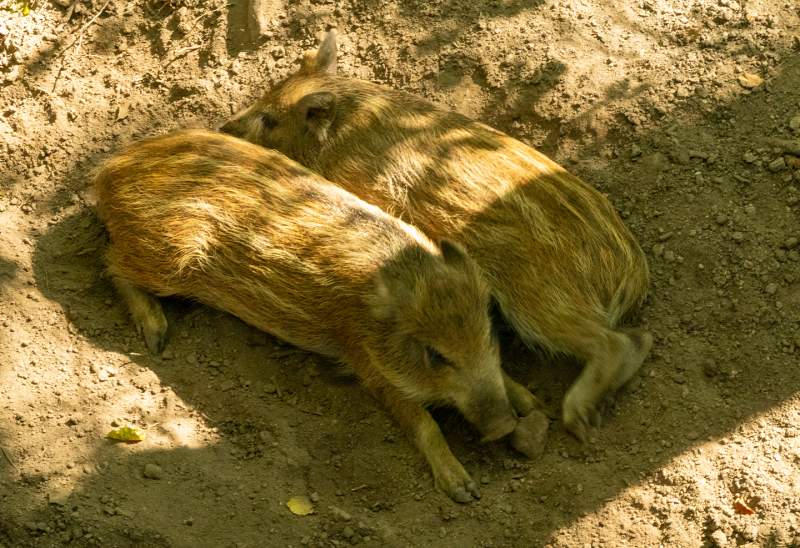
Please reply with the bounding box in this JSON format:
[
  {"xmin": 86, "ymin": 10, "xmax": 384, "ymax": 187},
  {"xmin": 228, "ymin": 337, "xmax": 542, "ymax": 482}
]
[{"xmin": 1, "ymin": 0, "xmax": 799, "ymax": 546}]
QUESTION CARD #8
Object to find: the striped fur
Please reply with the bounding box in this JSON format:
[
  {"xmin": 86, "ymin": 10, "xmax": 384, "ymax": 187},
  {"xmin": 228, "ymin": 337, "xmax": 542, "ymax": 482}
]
[
  {"xmin": 221, "ymin": 30, "xmax": 653, "ymax": 441},
  {"xmin": 94, "ymin": 129, "xmax": 531, "ymax": 502}
]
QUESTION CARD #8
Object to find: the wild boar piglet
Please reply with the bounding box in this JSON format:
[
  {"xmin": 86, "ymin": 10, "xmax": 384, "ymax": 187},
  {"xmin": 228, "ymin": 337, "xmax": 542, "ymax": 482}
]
[
  {"xmin": 95, "ymin": 129, "xmax": 538, "ymax": 502},
  {"xmin": 222, "ymin": 30, "xmax": 653, "ymax": 442}
]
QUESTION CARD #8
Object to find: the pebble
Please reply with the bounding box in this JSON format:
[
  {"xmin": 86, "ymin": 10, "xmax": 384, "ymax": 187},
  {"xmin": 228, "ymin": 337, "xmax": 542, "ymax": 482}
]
[
  {"xmin": 742, "ymin": 151, "xmax": 757, "ymax": 164},
  {"xmin": 732, "ymin": 232, "xmax": 744, "ymax": 243},
  {"xmin": 143, "ymin": 463, "xmax": 163, "ymax": 480},
  {"xmin": 783, "ymin": 237, "xmax": 798, "ymax": 249},
  {"xmin": 789, "ymin": 114, "xmax": 800, "ymax": 132},
  {"xmin": 715, "ymin": 214, "xmax": 728, "ymax": 225},
  {"xmin": 768, "ymin": 157, "xmax": 786, "ymax": 172},
  {"xmin": 738, "ymin": 72, "xmax": 763, "ymax": 89},
  {"xmin": 703, "ymin": 360, "xmax": 719, "ymax": 377},
  {"xmin": 710, "ymin": 529, "xmax": 728, "ymax": 547},
  {"xmin": 330, "ymin": 506, "xmax": 352, "ymax": 522},
  {"xmin": 765, "ymin": 283, "xmax": 778, "ymax": 295},
  {"xmin": 510, "ymin": 410, "xmax": 549, "ymax": 459}
]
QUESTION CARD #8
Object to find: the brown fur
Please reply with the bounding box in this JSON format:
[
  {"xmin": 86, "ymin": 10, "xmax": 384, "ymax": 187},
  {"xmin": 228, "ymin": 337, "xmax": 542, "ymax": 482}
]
[
  {"xmin": 94, "ymin": 129, "xmax": 538, "ymax": 502},
  {"xmin": 221, "ymin": 30, "xmax": 653, "ymax": 441}
]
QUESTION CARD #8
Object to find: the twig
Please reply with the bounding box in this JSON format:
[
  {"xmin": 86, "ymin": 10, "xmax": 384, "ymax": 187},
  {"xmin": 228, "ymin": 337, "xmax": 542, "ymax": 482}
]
[
  {"xmin": 58, "ymin": 0, "xmax": 111, "ymax": 57},
  {"xmin": 63, "ymin": 0, "xmax": 77, "ymax": 23},
  {"xmin": 350, "ymin": 484, "xmax": 368, "ymax": 492},
  {"xmin": 298, "ymin": 408, "xmax": 323, "ymax": 417},
  {"xmin": 1, "ymin": 446, "xmax": 18, "ymax": 470},
  {"xmin": 163, "ymin": 44, "xmax": 201, "ymax": 68}
]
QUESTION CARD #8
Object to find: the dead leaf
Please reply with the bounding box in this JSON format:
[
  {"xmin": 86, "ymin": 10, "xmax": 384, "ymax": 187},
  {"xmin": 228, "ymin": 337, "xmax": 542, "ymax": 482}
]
[
  {"xmin": 738, "ymin": 72, "xmax": 763, "ymax": 89},
  {"xmin": 286, "ymin": 496, "xmax": 314, "ymax": 516},
  {"xmin": 106, "ymin": 426, "xmax": 145, "ymax": 443},
  {"xmin": 734, "ymin": 500, "xmax": 755, "ymax": 515}
]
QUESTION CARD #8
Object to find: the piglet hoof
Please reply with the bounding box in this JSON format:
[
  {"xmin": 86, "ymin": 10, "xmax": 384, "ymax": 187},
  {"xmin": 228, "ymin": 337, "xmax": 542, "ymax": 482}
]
[
  {"xmin": 434, "ymin": 461, "xmax": 481, "ymax": 504},
  {"xmin": 137, "ymin": 313, "xmax": 168, "ymax": 355},
  {"xmin": 562, "ymin": 393, "xmax": 594, "ymax": 443}
]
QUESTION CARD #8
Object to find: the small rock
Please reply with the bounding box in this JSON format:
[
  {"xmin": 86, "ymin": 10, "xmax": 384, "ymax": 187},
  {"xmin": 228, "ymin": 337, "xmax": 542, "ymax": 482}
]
[
  {"xmin": 768, "ymin": 157, "xmax": 786, "ymax": 172},
  {"xmin": 715, "ymin": 214, "xmax": 728, "ymax": 225},
  {"xmin": 783, "ymin": 237, "xmax": 798, "ymax": 249},
  {"xmin": 765, "ymin": 283, "xmax": 778, "ymax": 295},
  {"xmin": 742, "ymin": 151, "xmax": 757, "ymax": 164},
  {"xmin": 330, "ymin": 506, "xmax": 352, "ymax": 522},
  {"xmin": 5, "ymin": 66, "xmax": 20, "ymax": 83},
  {"xmin": 342, "ymin": 526, "xmax": 355, "ymax": 539},
  {"xmin": 738, "ymin": 72, "xmax": 763, "ymax": 89},
  {"xmin": 732, "ymin": 232, "xmax": 745, "ymax": 243},
  {"xmin": 143, "ymin": 463, "xmax": 163, "ymax": 480},
  {"xmin": 703, "ymin": 360, "xmax": 719, "ymax": 377},
  {"xmin": 161, "ymin": 349, "xmax": 175, "ymax": 360},
  {"xmin": 670, "ymin": 148, "xmax": 691, "ymax": 165},
  {"xmin": 789, "ymin": 114, "xmax": 800, "ymax": 132},
  {"xmin": 220, "ymin": 380, "xmax": 235, "ymax": 391},
  {"xmin": 710, "ymin": 529, "xmax": 728, "ymax": 547},
  {"xmin": 510, "ymin": 410, "xmax": 549, "ymax": 459},
  {"xmin": 310, "ymin": 492, "xmax": 320, "ymax": 503},
  {"xmin": 630, "ymin": 144, "xmax": 642, "ymax": 158}
]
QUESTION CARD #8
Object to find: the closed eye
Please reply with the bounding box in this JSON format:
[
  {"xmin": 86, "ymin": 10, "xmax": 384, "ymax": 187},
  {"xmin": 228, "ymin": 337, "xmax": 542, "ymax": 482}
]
[
  {"xmin": 260, "ymin": 113, "xmax": 278, "ymax": 130},
  {"xmin": 426, "ymin": 346, "xmax": 454, "ymax": 369}
]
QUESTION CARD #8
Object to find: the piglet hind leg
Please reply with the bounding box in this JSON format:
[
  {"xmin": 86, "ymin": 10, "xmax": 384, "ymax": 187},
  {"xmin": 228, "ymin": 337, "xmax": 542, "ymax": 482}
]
[
  {"xmin": 360, "ymin": 373, "xmax": 480, "ymax": 504},
  {"xmin": 110, "ymin": 275, "xmax": 168, "ymax": 355},
  {"xmin": 562, "ymin": 327, "xmax": 651, "ymax": 442}
]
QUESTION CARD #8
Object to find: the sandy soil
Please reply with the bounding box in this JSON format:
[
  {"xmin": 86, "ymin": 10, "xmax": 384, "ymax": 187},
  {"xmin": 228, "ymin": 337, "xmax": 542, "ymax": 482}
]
[{"xmin": 1, "ymin": 0, "xmax": 799, "ymax": 546}]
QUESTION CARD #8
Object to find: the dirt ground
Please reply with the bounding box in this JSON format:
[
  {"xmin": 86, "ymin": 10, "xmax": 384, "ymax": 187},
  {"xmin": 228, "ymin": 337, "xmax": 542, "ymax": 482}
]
[{"xmin": 1, "ymin": 0, "xmax": 799, "ymax": 546}]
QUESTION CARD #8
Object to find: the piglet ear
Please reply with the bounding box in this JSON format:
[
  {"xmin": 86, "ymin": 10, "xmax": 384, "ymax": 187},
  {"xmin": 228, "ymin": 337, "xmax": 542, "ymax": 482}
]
[
  {"xmin": 368, "ymin": 265, "xmax": 421, "ymax": 322},
  {"xmin": 300, "ymin": 29, "xmax": 338, "ymax": 75},
  {"xmin": 296, "ymin": 91, "xmax": 337, "ymax": 142},
  {"xmin": 367, "ymin": 273, "xmax": 398, "ymax": 321}
]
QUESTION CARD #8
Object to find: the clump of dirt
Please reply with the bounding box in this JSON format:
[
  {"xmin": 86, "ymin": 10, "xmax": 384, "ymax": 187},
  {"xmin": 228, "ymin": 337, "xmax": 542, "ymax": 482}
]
[{"xmin": 1, "ymin": 0, "xmax": 800, "ymax": 546}]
